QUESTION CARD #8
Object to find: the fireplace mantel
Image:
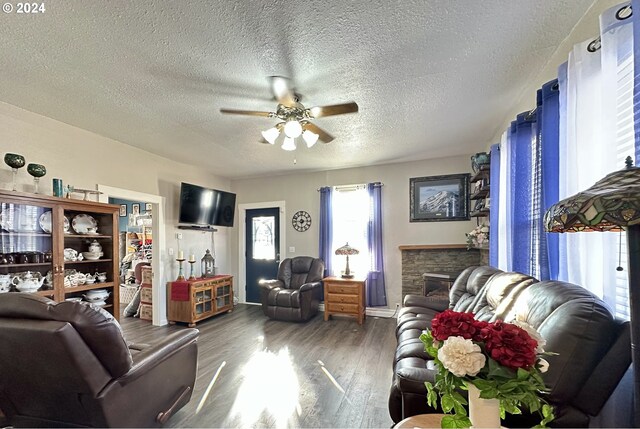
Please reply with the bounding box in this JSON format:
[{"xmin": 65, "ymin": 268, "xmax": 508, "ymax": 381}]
[{"xmin": 398, "ymin": 244, "xmax": 467, "ymax": 250}]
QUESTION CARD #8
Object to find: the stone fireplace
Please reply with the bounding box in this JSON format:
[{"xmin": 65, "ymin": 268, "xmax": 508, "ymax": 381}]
[{"xmin": 399, "ymin": 244, "xmax": 488, "ymax": 301}]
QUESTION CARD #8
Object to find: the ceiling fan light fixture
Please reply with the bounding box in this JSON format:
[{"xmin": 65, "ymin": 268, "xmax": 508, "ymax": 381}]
[
  {"xmin": 302, "ymin": 130, "xmax": 319, "ymax": 148},
  {"xmin": 284, "ymin": 119, "xmax": 303, "ymax": 138},
  {"xmin": 261, "ymin": 127, "xmax": 280, "ymax": 145},
  {"xmin": 282, "ymin": 137, "xmax": 296, "ymax": 151}
]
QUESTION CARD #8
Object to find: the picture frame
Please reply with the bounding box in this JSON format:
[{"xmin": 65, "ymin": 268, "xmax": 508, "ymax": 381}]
[
  {"xmin": 145, "ymin": 202, "xmax": 152, "ymax": 211},
  {"xmin": 119, "ymin": 204, "xmax": 127, "ymax": 217},
  {"xmin": 409, "ymin": 173, "xmax": 470, "ymax": 222},
  {"xmin": 132, "ymin": 203, "xmax": 140, "ymax": 216}
]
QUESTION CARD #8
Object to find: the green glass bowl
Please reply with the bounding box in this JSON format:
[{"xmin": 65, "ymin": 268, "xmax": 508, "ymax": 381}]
[
  {"xmin": 27, "ymin": 163, "xmax": 46, "ymax": 178},
  {"xmin": 4, "ymin": 153, "xmax": 25, "ymax": 169}
]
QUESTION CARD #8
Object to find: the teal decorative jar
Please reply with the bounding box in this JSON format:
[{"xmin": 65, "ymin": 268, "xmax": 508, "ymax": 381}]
[{"xmin": 471, "ymin": 152, "xmax": 490, "ymax": 173}]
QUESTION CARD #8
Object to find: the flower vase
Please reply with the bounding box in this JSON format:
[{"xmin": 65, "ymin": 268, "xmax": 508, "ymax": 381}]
[{"xmin": 467, "ymin": 383, "xmax": 500, "ymax": 428}]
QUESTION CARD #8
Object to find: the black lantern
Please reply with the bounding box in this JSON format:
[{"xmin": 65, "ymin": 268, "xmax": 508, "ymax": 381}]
[{"xmin": 201, "ymin": 249, "xmax": 215, "ymax": 278}]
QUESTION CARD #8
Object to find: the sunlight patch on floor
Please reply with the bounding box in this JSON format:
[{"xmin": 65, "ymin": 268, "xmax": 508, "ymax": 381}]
[
  {"xmin": 227, "ymin": 347, "xmax": 301, "ymax": 428},
  {"xmin": 196, "ymin": 361, "xmax": 226, "ymax": 414},
  {"xmin": 318, "ymin": 359, "xmax": 352, "ymax": 405}
]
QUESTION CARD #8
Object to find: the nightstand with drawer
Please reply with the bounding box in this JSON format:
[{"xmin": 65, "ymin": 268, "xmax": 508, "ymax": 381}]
[{"xmin": 323, "ymin": 276, "xmax": 366, "ymax": 325}]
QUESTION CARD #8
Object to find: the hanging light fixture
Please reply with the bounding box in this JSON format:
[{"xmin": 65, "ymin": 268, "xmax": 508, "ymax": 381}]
[
  {"xmin": 261, "ymin": 126, "xmax": 280, "ymax": 145},
  {"xmin": 302, "ymin": 129, "xmax": 319, "ymax": 148},
  {"xmin": 283, "ymin": 119, "xmax": 303, "ymax": 138},
  {"xmin": 281, "ymin": 137, "xmax": 296, "ymax": 151}
]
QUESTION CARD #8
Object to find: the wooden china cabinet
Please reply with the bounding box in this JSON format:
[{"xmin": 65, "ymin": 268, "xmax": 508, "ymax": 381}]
[{"xmin": 0, "ymin": 190, "xmax": 120, "ymax": 319}]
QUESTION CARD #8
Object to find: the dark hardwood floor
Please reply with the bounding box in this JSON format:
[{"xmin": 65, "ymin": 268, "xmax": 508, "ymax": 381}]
[{"xmin": 120, "ymin": 304, "xmax": 397, "ymax": 428}]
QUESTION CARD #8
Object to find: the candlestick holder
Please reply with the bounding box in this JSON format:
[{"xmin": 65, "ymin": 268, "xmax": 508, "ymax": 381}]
[
  {"xmin": 176, "ymin": 258, "xmax": 186, "ymax": 281},
  {"xmin": 188, "ymin": 260, "xmax": 196, "ymax": 280}
]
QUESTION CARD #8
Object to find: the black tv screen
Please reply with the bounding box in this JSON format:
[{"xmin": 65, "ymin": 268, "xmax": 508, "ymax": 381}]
[{"xmin": 179, "ymin": 183, "xmax": 236, "ymax": 227}]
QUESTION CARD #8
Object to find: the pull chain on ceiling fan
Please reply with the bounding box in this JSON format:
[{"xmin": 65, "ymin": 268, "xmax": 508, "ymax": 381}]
[{"xmin": 220, "ymin": 76, "xmax": 358, "ymax": 151}]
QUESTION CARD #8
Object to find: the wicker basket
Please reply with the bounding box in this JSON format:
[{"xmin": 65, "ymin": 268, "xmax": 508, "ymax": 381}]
[{"xmin": 120, "ymin": 284, "xmax": 139, "ymax": 304}]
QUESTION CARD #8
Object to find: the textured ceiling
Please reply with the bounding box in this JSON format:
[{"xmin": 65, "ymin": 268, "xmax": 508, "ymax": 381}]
[{"xmin": 0, "ymin": 0, "xmax": 593, "ymax": 178}]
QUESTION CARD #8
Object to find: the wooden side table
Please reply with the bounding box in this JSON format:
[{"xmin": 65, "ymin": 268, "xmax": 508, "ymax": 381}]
[
  {"xmin": 322, "ymin": 276, "xmax": 366, "ymax": 324},
  {"xmin": 393, "ymin": 414, "xmax": 445, "ymax": 428}
]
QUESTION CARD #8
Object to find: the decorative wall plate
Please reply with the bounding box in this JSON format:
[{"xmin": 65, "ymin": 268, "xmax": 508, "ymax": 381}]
[
  {"xmin": 71, "ymin": 214, "xmax": 97, "ymax": 234},
  {"xmin": 292, "ymin": 210, "xmax": 312, "ymax": 232}
]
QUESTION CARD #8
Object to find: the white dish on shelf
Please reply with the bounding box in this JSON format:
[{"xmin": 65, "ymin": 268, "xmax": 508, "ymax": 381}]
[
  {"xmin": 82, "ymin": 251, "xmax": 103, "ymax": 261},
  {"xmin": 65, "ymin": 297, "xmax": 83, "ymax": 302},
  {"xmin": 64, "ymin": 248, "xmax": 78, "ymax": 261},
  {"xmin": 71, "ymin": 214, "xmax": 98, "ymax": 234},
  {"xmin": 38, "ymin": 211, "xmax": 70, "ymax": 234}
]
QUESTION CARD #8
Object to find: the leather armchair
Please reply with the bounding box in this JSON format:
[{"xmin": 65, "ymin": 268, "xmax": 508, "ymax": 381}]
[
  {"xmin": 0, "ymin": 294, "xmax": 198, "ymax": 428},
  {"xmin": 259, "ymin": 256, "xmax": 325, "ymax": 322}
]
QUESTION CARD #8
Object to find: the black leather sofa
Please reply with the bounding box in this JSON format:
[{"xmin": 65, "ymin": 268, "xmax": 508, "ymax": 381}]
[{"xmin": 389, "ymin": 266, "xmax": 631, "ymax": 427}]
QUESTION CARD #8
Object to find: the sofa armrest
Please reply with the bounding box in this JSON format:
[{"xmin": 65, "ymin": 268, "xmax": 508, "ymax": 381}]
[
  {"xmin": 299, "ymin": 281, "xmax": 322, "ymax": 293},
  {"xmin": 403, "ymin": 294, "xmax": 450, "ymax": 311},
  {"xmin": 259, "ymin": 279, "xmax": 284, "ymax": 290},
  {"xmin": 119, "ymin": 329, "xmax": 199, "ymax": 385}
]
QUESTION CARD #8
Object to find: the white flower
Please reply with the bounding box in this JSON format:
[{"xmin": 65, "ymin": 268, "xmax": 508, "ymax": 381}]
[
  {"xmin": 437, "ymin": 336, "xmax": 486, "ymax": 377},
  {"xmin": 512, "ymin": 320, "xmax": 546, "ymax": 353},
  {"xmin": 538, "ymin": 358, "xmax": 549, "ymax": 373}
]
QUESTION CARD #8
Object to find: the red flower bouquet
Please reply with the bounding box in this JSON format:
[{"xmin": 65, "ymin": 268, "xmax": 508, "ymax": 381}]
[{"xmin": 420, "ymin": 310, "xmax": 554, "ymax": 428}]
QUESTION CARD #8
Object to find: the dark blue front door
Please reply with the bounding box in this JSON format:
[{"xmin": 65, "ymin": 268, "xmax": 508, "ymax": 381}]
[{"xmin": 245, "ymin": 207, "xmax": 280, "ymax": 303}]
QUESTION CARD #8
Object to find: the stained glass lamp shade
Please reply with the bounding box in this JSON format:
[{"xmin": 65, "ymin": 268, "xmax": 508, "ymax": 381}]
[
  {"xmin": 335, "ymin": 242, "xmax": 359, "ymax": 279},
  {"xmin": 544, "ymin": 156, "xmax": 640, "ymax": 424}
]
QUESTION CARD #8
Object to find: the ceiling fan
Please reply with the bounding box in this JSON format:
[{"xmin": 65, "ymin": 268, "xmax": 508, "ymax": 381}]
[{"xmin": 220, "ymin": 76, "xmax": 358, "ymax": 150}]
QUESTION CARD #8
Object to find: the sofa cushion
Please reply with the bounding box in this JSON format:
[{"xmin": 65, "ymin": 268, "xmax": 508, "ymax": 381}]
[
  {"xmin": 461, "ymin": 271, "xmax": 537, "ymax": 321},
  {"xmin": 450, "ymin": 266, "xmax": 501, "ymax": 313},
  {"xmin": 509, "ymin": 281, "xmax": 620, "ymax": 407}
]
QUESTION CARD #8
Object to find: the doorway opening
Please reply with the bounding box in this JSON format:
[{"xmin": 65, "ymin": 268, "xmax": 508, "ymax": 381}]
[
  {"xmin": 108, "ymin": 197, "xmax": 153, "ymax": 315},
  {"xmin": 98, "ymin": 185, "xmax": 166, "ymax": 326}
]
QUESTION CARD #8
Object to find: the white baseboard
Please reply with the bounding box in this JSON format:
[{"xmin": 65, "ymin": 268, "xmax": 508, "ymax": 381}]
[{"xmin": 240, "ymin": 302, "xmax": 397, "ymax": 318}]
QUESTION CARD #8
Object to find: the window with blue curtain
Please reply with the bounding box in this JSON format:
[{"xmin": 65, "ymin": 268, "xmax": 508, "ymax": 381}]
[{"xmin": 490, "ymin": 80, "xmax": 560, "ymax": 280}]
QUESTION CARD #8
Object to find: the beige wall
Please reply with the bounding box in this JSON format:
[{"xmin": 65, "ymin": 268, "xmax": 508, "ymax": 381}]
[
  {"xmin": 0, "ymin": 101, "xmax": 232, "ymax": 288},
  {"xmin": 230, "ymin": 155, "xmax": 475, "ymax": 308},
  {"xmin": 491, "ymin": 0, "xmax": 621, "ymax": 142}
]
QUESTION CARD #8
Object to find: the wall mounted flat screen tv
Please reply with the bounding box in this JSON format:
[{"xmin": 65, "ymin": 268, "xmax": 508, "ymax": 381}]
[{"xmin": 178, "ymin": 182, "xmax": 236, "ymax": 227}]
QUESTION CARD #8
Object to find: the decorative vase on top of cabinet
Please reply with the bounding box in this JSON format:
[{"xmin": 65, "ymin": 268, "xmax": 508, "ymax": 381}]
[{"xmin": 0, "ymin": 189, "xmax": 120, "ymax": 319}]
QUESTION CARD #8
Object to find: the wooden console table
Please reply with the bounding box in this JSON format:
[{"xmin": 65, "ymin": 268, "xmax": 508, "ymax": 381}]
[
  {"xmin": 168, "ymin": 275, "xmax": 233, "ymax": 327},
  {"xmin": 323, "ymin": 276, "xmax": 366, "ymax": 325}
]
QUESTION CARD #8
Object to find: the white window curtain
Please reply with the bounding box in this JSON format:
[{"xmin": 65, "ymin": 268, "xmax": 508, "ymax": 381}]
[{"xmin": 558, "ymin": 3, "xmax": 631, "ymax": 318}]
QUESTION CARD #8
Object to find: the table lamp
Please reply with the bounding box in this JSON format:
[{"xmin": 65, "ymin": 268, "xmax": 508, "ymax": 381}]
[
  {"xmin": 335, "ymin": 242, "xmax": 359, "ymax": 278},
  {"xmin": 544, "ymin": 156, "xmax": 640, "ymax": 424}
]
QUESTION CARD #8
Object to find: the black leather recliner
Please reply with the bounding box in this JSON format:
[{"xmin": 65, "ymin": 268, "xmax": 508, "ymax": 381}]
[
  {"xmin": 0, "ymin": 294, "xmax": 199, "ymax": 428},
  {"xmin": 259, "ymin": 256, "xmax": 324, "ymax": 322}
]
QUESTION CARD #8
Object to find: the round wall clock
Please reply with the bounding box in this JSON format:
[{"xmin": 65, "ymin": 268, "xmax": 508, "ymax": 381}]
[{"xmin": 292, "ymin": 210, "xmax": 312, "ymax": 232}]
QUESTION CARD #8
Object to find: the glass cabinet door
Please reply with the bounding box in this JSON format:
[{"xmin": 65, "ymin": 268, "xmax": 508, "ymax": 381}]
[
  {"xmin": 0, "ymin": 201, "xmax": 55, "ymax": 298},
  {"xmin": 194, "ymin": 287, "xmax": 212, "ymax": 316}
]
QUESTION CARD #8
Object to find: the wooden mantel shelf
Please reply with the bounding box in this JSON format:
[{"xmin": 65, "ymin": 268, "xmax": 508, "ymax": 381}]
[{"xmin": 398, "ymin": 244, "xmax": 468, "ymax": 250}]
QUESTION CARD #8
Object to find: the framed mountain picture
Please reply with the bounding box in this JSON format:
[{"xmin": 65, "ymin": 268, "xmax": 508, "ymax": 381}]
[{"xmin": 409, "ymin": 173, "xmax": 470, "ymax": 222}]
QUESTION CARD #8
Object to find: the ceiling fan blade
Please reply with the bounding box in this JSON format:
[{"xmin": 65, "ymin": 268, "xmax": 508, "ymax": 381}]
[
  {"xmin": 308, "ymin": 102, "xmax": 358, "ymax": 118},
  {"xmin": 220, "ymin": 108, "xmax": 272, "ymax": 117},
  {"xmin": 269, "ymin": 76, "xmax": 297, "ymax": 107},
  {"xmin": 304, "ymin": 123, "xmax": 334, "ymax": 143}
]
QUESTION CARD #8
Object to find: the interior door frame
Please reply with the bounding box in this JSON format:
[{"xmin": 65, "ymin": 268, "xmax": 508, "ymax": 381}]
[
  {"xmin": 238, "ymin": 201, "xmax": 286, "ymax": 304},
  {"xmin": 97, "ymin": 185, "xmax": 166, "ymax": 326}
]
